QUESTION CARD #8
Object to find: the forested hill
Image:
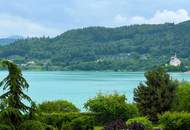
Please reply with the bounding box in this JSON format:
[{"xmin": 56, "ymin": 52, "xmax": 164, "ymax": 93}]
[{"xmin": 0, "ymin": 21, "xmax": 190, "ymax": 71}]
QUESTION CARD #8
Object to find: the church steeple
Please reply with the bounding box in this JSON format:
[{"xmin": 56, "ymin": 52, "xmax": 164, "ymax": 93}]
[
  {"xmin": 169, "ymin": 53, "xmax": 181, "ymax": 67},
  {"xmin": 174, "ymin": 53, "xmax": 177, "ymax": 58}
]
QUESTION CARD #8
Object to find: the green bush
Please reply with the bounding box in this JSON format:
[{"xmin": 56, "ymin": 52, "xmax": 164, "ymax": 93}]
[
  {"xmin": 159, "ymin": 112, "xmax": 190, "ymax": 130},
  {"xmin": 40, "ymin": 112, "xmax": 80, "ymax": 129},
  {"xmin": 126, "ymin": 103, "xmax": 139, "ymax": 119},
  {"xmin": 126, "ymin": 117, "xmax": 153, "ymax": 130},
  {"xmin": 62, "ymin": 116, "xmax": 94, "ymax": 130},
  {"xmin": 0, "ymin": 108, "xmax": 23, "ymax": 129},
  {"xmin": 0, "ymin": 124, "xmax": 13, "ymax": 130},
  {"xmin": 84, "ymin": 93, "xmax": 138, "ymax": 124},
  {"xmin": 45, "ymin": 125, "xmax": 58, "ymax": 130},
  {"xmin": 40, "ymin": 112, "xmax": 95, "ymax": 130},
  {"xmin": 172, "ymin": 82, "xmax": 190, "ymax": 112},
  {"xmin": 38, "ymin": 100, "xmax": 79, "ymax": 113},
  {"xmin": 19, "ymin": 120, "xmax": 46, "ymax": 130}
]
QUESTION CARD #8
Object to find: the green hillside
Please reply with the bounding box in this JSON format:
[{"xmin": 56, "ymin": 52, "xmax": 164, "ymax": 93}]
[{"xmin": 1, "ymin": 21, "xmax": 190, "ymax": 71}]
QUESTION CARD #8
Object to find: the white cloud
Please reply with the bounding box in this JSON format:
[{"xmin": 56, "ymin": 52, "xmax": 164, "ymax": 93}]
[
  {"xmin": 1, "ymin": 9, "xmax": 190, "ymax": 37},
  {"xmin": 114, "ymin": 9, "xmax": 190, "ymax": 25},
  {"xmin": 0, "ymin": 13, "xmax": 61, "ymax": 38},
  {"xmin": 114, "ymin": 14, "xmax": 127, "ymax": 24}
]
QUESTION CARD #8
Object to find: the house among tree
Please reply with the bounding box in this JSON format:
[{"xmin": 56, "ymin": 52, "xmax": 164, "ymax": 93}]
[{"xmin": 169, "ymin": 53, "xmax": 181, "ymax": 66}]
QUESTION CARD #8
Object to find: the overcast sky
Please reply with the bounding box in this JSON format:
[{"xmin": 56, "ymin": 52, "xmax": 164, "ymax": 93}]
[{"xmin": 0, "ymin": 0, "xmax": 190, "ymax": 37}]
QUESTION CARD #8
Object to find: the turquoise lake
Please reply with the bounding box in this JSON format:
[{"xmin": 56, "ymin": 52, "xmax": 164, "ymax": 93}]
[{"xmin": 0, "ymin": 71, "xmax": 190, "ymax": 110}]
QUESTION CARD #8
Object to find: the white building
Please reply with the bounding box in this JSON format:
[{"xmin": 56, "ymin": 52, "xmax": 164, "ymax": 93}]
[
  {"xmin": 169, "ymin": 54, "xmax": 181, "ymax": 66},
  {"xmin": 27, "ymin": 61, "xmax": 36, "ymax": 65}
]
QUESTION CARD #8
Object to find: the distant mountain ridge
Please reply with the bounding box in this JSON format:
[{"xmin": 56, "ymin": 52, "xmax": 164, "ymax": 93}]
[
  {"xmin": 0, "ymin": 35, "xmax": 24, "ymax": 46},
  {"xmin": 0, "ymin": 21, "xmax": 190, "ymax": 71}
]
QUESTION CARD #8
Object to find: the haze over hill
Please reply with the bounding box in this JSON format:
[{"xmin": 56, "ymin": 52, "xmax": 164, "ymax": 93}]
[
  {"xmin": 0, "ymin": 21, "xmax": 190, "ymax": 71},
  {"xmin": 0, "ymin": 35, "xmax": 23, "ymax": 46}
]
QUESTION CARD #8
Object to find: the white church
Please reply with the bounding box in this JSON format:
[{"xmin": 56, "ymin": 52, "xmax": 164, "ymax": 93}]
[{"xmin": 169, "ymin": 53, "xmax": 181, "ymax": 67}]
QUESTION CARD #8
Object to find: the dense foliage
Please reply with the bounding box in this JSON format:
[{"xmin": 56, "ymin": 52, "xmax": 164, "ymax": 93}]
[
  {"xmin": 103, "ymin": 119, "xmax": 127, "ymax": 130},
  {"xmin": 126, "ymin": 117, "xmax": 152, "ymax": 130},
  {"xmin": 0, "ymin": 124, "xmax": 12, "ymax": 130},
  {"xmin": 40, "ymin": 112, "xmax": 94, "ymax": 130},
  {"xmin": 19, "ymin": 120, "xmax": 47, "ymax": 130},
  {"xmin": 134, "ymin": 68, "xmax": 178, "ymax": 121},
  {"xmin": 63, "ymin": 116, "xmax": 94, "ymax": 130},
  {"xmin": 159, "ymin": 112, "xmax": 190, "ymax": 130},
  {"xmin": 127, "ymin": 123, "xmax": 146, "ymax": 130},
  {"xmin": 38, "ymin": 100, "xmax": 79, "ymax": 113},
  {"xmin": 0, "ymin": 61, "xmax": 189, "ymax": 129},
  {"xmin": 172, "ymin": 82, "xmax": 190, "ymax": 112},
  {"xmin": 1, "ymin": 21, "xmax": 190, "ymax": 71},
  {"xmin": 84, "ymin": 93, "xmax": 139, "ymax": 124}
]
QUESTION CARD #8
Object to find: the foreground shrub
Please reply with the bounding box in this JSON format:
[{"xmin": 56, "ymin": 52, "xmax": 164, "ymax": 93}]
[
  {"xmin": 159, "ymin": 112, "xmax": 190, "ymax": 130},
  {"xmin": 172, "ymin": 82, "xmax": 190, "ymax": 112},
  {"xmin": 126, "ymin": 117, "xmax": 152, "ymax": 130},
  {"xmin": 128, "ymin": 122, "xmax": 146, "ymax": 130},
  {"xmin": 45, "ymin": 125, "xmax": 58, "ymax": 130},
  {"xmin": 40, "ymin": 112, "xmax": 79, "ymax": 129},
  {"xmin": 19, "ymin": 120, "xmax": 46, "ymax": 130},
  {"xmin": 103, "ymin": 119, "xmax": 127, "ymax": 130},
  {"xmin": 84, "ymin": 93, "xmax": 138, "ymax": 124},
  {"xmin": 38, "ymin": 100, "xmax": 79, "ymax": 113},
  {"xmin": 62, "ymin": 116, "xmax": 94, "ymax": 130},
  {"xmin": 0, "ymin": 124, "xmax": 12, "ymax": 130},
  {"xmin": 40, "ymin": 112, "xmax": 95, "ymax": 130},
  {"xmin": 0, "ymin": 108, "xmax": 23, "ymax": 129},
  {"xmin": 126, "ymin": 103, "xmax": 139, "ymax": 119}
]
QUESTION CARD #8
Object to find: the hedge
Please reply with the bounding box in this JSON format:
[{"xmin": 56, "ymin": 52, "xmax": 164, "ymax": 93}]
[
  {"xmin": 159, "ymin": 112, "xmax": 190, "ymax": 130},
  {"xmin": 40, "ymin": 112, "xmax": 95, "ymax": 130},
  {"xmin": 62, "ymin": 116, "xmax": 94, "ymax": 130},
  {"xmin": 126, "ymin": 117, "xmax": 152, "ymax": 130},
  {"xmin": 19, "ymin": 120, "xmax": 46, "ymax": 130}
]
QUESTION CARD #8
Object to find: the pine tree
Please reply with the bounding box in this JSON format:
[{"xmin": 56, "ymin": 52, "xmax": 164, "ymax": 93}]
[
  {"xmin": 0, "ymin": 60, "xmax": 34, "ymax": 128},
  {"xmin": 134, "ymin": 68, "xmax": 178, "ymax": 121}
]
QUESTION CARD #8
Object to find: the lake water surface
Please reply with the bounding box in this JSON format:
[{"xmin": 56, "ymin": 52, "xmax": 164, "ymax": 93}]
[{"xmin": 0, "ymin": 71, "xmax": 190, "ymax": 110}]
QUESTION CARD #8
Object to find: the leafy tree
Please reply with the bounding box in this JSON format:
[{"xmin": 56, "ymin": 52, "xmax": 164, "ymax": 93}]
[
  {"xmin": 0, "ymin": 60, "xmax": 34, "ymax": 128},
  {"xmin": 84, "ymin": 93, "xmax": 138, "ymax": 124},
  {"xmin": 38, "ymin": 100, "xmax": 79, "ymax": 113},
  {"xmin": 134, "ymin": 68, "xmax": 178, "ymax": 121}
]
